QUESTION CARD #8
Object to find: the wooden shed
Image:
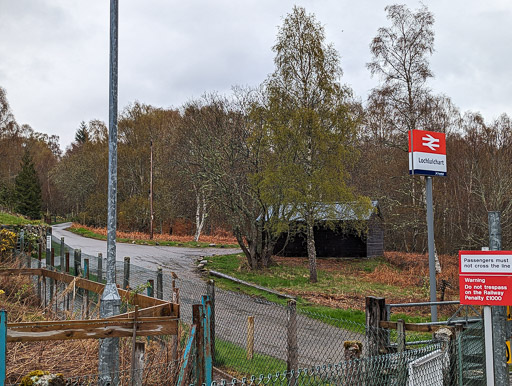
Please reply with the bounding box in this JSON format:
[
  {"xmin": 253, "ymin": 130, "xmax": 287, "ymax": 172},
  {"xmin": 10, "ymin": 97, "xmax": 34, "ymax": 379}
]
[{"xmin": 273, "ymin": 201, "xmax": 384, "ymax": 258}]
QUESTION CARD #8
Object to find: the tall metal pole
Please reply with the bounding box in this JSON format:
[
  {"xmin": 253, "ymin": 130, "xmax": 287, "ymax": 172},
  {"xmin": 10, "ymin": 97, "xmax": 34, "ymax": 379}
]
[
  {"xmin": 489, "ymin": 211, "xmax": 509, "ymax": 385},
  {"xmin": 426, "ymin": 176, "xmax": 437, "ymax": 322},
  {"xmin": 99, "ymin": 0, "xmax": 121, "ymax": 384},
  {"xmin": 149, "ymin": 139, "xmax": 153, "ymax": 240}
]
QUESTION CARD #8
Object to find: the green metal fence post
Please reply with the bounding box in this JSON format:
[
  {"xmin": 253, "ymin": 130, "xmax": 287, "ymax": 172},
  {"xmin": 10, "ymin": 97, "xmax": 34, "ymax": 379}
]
[
  {"xmin": 0, "ymin": 309, "xmax": 6, "ymax": 386},
  {"xmin": 202, "ymin": 296, "xmax": 212, "ymax": 386},
  {"xmin": 147, "ymin": 280, "xmax": 154, "ymax": 298}
]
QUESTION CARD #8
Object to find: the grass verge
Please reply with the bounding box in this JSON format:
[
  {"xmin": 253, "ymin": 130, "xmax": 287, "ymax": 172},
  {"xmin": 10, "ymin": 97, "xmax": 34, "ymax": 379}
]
[
  {"xmin": 215, "ymin": 338, "xmax": 286, "ymax": 377},
  {"xmin": 205, "ymin": 253, "xmax": 452, "ymax": 325},
  {"xmin": 67, "ymin": 226, "xmax": 239, "ymax": 248},
  {"xmin": 0, "ymin": 212, "xmax": 42, "ymax": 225}
]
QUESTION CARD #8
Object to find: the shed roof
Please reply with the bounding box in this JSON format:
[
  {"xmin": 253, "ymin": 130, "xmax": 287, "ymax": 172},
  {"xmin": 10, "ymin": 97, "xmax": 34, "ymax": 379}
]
[{"xmin": 265, "ymin": 201, "xmax": 380, "ymax": 222}]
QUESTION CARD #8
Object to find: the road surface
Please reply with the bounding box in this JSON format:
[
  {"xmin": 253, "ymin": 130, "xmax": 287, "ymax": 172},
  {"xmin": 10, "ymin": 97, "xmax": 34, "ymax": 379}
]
[
  {"xmin": 51, "ymin": 222, "xmax": 367, "ymax": 368},
  {"xmin": 52, "ymin": 223, "xmax": 240, "ymax": 277}
]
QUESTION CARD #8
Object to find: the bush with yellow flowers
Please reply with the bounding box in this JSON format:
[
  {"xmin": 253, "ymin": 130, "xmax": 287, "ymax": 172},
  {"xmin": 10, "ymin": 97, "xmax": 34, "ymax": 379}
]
[{"xmin": 0, "ymin": 229, "xmax": 16, "ymax": 256}]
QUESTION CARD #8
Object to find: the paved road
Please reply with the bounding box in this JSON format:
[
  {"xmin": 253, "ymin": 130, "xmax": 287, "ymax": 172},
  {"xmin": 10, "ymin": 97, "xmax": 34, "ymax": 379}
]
[
  {"xmin": 52, "ymin": 223, "xmax": 240, "ymax": 278},
  {"xmin": 52, "ymin": 223, "xmax": 366, "ymax": 369}
]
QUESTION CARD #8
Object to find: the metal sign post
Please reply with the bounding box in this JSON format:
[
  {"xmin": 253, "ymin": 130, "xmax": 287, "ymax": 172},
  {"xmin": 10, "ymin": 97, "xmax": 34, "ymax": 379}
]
[
  {"xmin": 409, "ymin": 129, "xmax": 447, "ymax": 322},
  {"xmin": 484, "ymin": 305, "xmax": 495, "ymax": 386},
  {"xmin": 489, "ymin": 212, "xmax": 509, "ymax": 385},
  {"xmin": 425, "ymin": 176, "xmax": 437, "ymax": 322}
]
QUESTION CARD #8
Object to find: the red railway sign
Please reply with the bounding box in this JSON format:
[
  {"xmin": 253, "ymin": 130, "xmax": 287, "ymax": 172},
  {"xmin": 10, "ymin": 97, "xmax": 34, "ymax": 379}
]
[{"xmin": 459, "ymin": 250, "xmax": 512, "ymax": 306}]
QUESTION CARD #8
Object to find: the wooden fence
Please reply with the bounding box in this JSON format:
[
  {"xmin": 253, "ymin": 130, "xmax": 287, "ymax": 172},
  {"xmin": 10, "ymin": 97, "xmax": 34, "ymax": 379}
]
[{"xmin": 0, "ymin": 267, "xmax": 180, "ymax": 385}]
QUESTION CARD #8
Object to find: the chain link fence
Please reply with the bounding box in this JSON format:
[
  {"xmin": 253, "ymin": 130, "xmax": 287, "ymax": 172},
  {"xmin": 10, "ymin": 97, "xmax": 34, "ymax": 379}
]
[{"xmin": 16, "ymin": 234, "xmax": 486, "ymax": 384}]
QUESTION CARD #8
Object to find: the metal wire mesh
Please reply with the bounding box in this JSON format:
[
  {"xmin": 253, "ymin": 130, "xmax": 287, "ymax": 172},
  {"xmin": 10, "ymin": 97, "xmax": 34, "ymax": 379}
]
[
  {"xmin": 454, "ymin": 321, "xmax": 485, "ymax": 385},
  {"xmin": 33, "ymin": 235, "xmax": 486, "ymax": 385},
  {"xmin": 192, "ymin": 344, "xmax": 445, "ymax": 385}
]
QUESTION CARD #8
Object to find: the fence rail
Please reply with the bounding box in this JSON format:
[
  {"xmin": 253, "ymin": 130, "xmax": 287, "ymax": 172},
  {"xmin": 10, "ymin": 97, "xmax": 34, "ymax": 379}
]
[{"xmin": 1, "ymin": 229, "xmax": 488, "ymax": 385}]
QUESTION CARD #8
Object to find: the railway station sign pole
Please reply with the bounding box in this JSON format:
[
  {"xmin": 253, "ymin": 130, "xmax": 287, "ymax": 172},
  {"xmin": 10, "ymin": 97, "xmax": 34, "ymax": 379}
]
[{"xmin": 409, "ymin": 129, "xmax": 446, "ymax": 322}]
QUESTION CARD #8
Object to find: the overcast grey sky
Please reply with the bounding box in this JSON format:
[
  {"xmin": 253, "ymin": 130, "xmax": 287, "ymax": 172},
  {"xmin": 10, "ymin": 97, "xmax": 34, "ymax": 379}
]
[{"xmin": 1, "ymin": 0, "xmax": 511, "ymax": 149}]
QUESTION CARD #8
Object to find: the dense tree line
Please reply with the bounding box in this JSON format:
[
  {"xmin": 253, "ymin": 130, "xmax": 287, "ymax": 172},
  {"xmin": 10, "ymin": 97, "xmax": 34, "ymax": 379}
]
[{"xmin": 2, "ymin": 4, "xmax": 511, "ymax": 269}]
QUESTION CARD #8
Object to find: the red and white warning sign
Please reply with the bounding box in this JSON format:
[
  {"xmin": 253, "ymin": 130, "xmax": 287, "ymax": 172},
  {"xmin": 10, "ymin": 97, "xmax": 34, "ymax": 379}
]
[
  {"xmin": 459, "ymin": 250, "xmax": 512, "ymax": 306},
  {"xmin": 408, "ymin": 129, "xmax": 447, "ymax": 176}
]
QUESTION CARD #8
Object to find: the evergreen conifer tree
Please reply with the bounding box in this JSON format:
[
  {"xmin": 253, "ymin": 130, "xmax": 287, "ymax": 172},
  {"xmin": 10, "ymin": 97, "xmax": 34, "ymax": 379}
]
[{"xmin": 14, "ymin": 150, "xmax": 42, "ymax": 219}]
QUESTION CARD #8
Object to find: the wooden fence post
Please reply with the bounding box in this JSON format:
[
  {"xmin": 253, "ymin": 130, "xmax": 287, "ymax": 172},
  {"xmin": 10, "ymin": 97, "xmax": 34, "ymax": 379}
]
[
  {"xmin": 37, "ymin": 243, "xmax": 42, "ymax": 305},
  {"xmin": 0, "ymin": 310, "xmax": 6, "ymax": 386},
  {"xmin": 65, "ymin": 252, "xmax": 70, "ymax": 312},
  {"xmin": 97, "ymin": 253, "xmax": 103, "ymax": 283},
  {"xmin": 133, "ymin": 342, "xmax": 145, "ymax": 386},
  {"xmin": 207, "ymin": 279, "xmax": 215, "ymax": 364},
  {"xmin": 201, "ymin": 296, "xmax": 212, "ymax": 386},
  {"xmin": 60, "ymin": 237, "xmax": 64, "ymax": 270},
  {"xmin": 50, "ymin": 248, "xmax": 55, "ymax": 303},
  {"xmin": 130, "ymin": 306, "xmax": 141, "ymax": 386},
  {"xmin": 74, "ymin": 249, "xmax": 81, "ymax": 298},
  {"xmin": 247, "ymin": 316, "xmax": 255, "ymax": 360},
  {"xmin": 193, "ymin": 304, "xmax": 205, "ymax": 385},
  {"xmin": 73, "ymin": 249, "xmax": 81, "ymax": 277},
  {"xmin": 19, "ymin": 230, "xmax": 24, "ymax": 254},
  {"xmin": 365, "ymin": 296, "xmax": 388, "ymax": 356},
  {"xmin": 397, "ymin": 319, "xmax": 406, "ymax": 352},
  {"xmin": 84, "ymin": 259, "xmax": 90, "ymax": 318},
  {"xmin": 156, "ymin": 267, "xmax": 163, "ymax": 300},
  {"xmin": 123, "ymin": 257, "xmax": 130, "ymax": 290},
  {"xmin": 287, "ymin": 299, "xmax": 298, "ymax": 375},
  {"xmin": 171, "ymin": 290, "xmax": 179, "ymax": 362}
]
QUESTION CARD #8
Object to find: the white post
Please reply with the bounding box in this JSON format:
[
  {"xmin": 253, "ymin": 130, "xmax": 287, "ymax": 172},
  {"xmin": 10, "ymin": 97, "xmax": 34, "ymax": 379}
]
[{"xmin": 484, "ymin": 305, "xmax": 495, "ymax": 386}]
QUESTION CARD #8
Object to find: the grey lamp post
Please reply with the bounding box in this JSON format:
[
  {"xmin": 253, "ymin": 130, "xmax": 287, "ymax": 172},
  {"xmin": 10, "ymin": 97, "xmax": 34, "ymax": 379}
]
[{"xmin": 98, "ymin": 0, "xmax": 121, "ymax": 384}]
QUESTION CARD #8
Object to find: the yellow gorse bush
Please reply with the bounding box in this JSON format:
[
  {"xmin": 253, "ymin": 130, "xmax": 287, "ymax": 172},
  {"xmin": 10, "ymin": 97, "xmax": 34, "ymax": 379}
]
[{"xmin": 0, "ymin": 229, "xmax": 16, "ymax": 253}]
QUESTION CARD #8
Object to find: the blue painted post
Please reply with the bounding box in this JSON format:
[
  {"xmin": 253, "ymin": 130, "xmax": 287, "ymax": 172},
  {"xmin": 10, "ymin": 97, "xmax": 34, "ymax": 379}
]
[
  {"xmin": 147, "ymin": 280, "xmax": 154, "ymax": 298},
  {"xmin": 176, "ymin": 325, "xmax": 196, "ymax": 386},
  {"xmin": 202, "ymin": 296, "xmax": 212, "ymax": 386},
  {"xmin": 84, "ymin": 258, "xmax": 89, "ymax": 278},
  {"xmin": 1, "ymin": 309, "xmax": 7, "ymax": 386}
]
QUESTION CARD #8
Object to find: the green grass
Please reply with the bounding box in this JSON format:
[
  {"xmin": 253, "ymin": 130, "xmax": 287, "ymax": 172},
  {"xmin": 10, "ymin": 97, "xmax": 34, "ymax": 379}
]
[
  {"xmin": 67, "ymin": 226, "xmax": 239, "ymax": 248},
  {"xmin": 0, "ymin": 212, "xmax": 42, "ymax": 225},
  {"xmin": 215, "ymin": 338, "xmax": 286, "ymax": 377},
  {"xmin": 205, "ymin": 253, "xmax": 431, "ymax": 325}
]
